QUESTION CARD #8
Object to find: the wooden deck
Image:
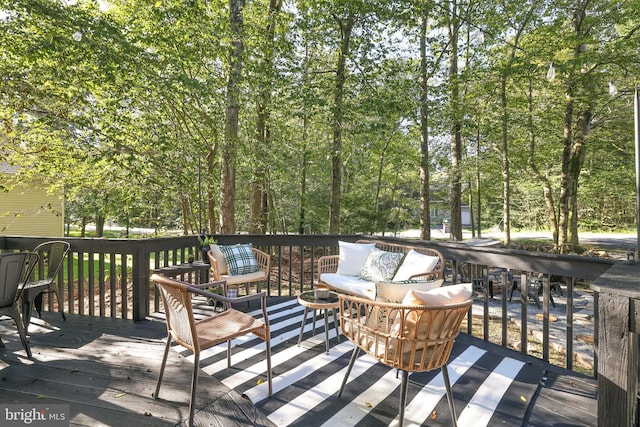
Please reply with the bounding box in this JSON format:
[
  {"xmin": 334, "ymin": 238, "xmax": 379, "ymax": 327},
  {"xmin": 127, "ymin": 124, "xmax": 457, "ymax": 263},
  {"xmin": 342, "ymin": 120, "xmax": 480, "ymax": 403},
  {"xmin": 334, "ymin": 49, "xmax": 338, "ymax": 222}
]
[
  {"xmin": 0, "ymin": 312, "xmax": 273, "ymax": 426},
  {"xmin": 0, "ymin": 297, "xmax": 596, "ymax": 426}
]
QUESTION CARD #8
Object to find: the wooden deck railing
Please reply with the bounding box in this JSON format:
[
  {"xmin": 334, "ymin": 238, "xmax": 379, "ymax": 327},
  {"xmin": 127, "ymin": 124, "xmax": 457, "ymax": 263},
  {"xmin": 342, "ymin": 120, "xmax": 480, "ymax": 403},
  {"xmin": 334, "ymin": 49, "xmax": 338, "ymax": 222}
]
[{"xmin": 0, "ymin": 233, "xmax": 615, "ymax": 376}]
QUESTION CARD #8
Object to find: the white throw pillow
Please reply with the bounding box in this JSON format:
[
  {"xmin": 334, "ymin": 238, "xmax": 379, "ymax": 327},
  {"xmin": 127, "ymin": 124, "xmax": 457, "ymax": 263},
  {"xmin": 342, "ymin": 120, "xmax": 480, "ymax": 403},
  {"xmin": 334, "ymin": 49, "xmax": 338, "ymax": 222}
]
[
  {"xmin": 335, "ymin": 241, "xmax": 376, "ymax": 276},
  {"xmin": 392, "ymin": 249, "xmax": 440, "ymax": 282}
]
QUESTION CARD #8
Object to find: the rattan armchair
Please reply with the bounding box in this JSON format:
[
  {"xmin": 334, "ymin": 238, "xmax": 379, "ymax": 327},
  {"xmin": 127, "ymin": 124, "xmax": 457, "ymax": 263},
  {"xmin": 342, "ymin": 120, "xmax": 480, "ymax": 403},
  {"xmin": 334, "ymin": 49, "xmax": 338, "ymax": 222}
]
[
  {"xmin": 337, "ymin": 285, "xmax": 472, "ymax": 427},
  {"xmin": 150, "ymin": 274, "xmax": 272, "ymax": 427},
  {"xmin": 208, "ymin": 247, "xmax": 271, "ymax": 295}
]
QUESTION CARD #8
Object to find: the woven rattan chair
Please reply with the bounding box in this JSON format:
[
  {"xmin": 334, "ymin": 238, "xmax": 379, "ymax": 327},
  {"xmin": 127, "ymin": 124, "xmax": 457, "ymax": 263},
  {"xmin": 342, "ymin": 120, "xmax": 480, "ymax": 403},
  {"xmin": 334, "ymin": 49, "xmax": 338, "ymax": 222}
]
[
  {"xmin": 150, "ymin": 273, "xmax": 272, "ymax": 427},
  {"xmin": 208, "ymin": 247, "xmax": 271, "ymax": 296},
  {"xmin": 338, "ymin": 286, "xmax": 472, "ymax": 427}
]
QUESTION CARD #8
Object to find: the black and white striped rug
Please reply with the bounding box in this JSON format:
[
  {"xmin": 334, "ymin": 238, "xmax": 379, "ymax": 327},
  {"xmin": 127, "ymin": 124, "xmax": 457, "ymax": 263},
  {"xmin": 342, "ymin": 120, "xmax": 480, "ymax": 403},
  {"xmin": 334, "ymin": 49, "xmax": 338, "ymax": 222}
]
[{"xmin": 175, "ymin": 297, "xmax": 545, "ymax": 426}]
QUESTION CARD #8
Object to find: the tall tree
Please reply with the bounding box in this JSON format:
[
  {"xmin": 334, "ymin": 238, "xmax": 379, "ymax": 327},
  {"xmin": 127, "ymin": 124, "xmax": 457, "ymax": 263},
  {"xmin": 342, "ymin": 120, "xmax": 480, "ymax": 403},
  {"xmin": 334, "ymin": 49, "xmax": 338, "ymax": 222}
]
[
  {"xmin": 418, "ymin": 9, "xmax": 432, "ymax": 241},
  {"xmin": 249, "ymin": 0, "xmax": 283, "ymax": 234},
  {"xmin": 221, "ymin": 0, "xmax": 245, "ymax": 234},
  {"xmin": 446, "ymin": 0, "xmax": 464, "ymax": 241},
  {"xmin": 329, "ymin": 12, "xmax": 355, "ymax": 234}
]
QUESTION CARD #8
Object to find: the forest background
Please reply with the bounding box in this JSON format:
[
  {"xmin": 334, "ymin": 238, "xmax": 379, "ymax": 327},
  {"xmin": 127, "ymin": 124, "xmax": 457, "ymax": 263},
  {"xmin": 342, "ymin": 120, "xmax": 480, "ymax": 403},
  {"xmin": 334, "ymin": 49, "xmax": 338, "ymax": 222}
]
[{"xmin": 1, "ymin": 0, "xmax": 639, "ymax": 254}]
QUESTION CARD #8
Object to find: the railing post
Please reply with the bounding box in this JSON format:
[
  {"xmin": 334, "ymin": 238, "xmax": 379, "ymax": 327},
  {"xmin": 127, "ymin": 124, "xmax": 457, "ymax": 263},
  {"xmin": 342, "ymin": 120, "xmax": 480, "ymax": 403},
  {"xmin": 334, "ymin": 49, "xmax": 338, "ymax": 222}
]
[
  {"xmin": 592, "ymin": 261, "xmax": 640, "ymax": 427},
  {"xmin": 132, "ymin": 242, "xmax": 150, "ymax": 321}
]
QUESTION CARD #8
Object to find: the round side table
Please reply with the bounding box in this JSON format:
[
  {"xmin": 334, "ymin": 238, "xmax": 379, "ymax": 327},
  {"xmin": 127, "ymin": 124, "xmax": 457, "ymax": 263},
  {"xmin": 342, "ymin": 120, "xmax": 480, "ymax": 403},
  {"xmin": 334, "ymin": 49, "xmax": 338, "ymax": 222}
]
[{"xmin": 297, "ymin": 290, "xmax": 341, "ymax": 353}]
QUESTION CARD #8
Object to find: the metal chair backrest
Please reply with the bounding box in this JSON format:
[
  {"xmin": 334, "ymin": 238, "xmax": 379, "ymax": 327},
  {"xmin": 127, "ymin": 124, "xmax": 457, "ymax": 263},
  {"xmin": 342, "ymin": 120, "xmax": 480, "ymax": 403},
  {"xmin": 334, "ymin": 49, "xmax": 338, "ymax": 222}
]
[
  {"xmin": 0, "ymin": 252, "xmax": 37, "ymax": 308},
  {"xmin": 32, "ymin": 241, "xmax": 70, "ymax": 283}
]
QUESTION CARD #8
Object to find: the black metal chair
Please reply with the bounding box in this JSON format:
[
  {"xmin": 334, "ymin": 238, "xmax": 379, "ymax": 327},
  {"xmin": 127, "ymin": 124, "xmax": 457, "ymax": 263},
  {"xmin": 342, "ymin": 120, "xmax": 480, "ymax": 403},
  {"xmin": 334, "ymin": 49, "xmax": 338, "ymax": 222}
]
[
  {"xmin": 509, "ymin": 273, "xmax": 556, "ymax": 308},
  {"xmin": 0, "ymin": 252, "xmax": 38, "ymax": 357},
  {"xmin": 21, "ymin": 241, "xmax": 70, "ymax": 329}
]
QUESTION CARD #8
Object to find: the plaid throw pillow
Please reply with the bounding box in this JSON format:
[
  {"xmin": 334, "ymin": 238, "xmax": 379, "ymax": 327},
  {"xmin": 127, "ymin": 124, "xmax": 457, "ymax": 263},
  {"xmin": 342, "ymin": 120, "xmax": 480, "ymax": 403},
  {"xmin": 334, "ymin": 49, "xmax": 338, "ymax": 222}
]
[{"xmin": 219, "ymin": 243, "xmax": 259, "ymax": 275}]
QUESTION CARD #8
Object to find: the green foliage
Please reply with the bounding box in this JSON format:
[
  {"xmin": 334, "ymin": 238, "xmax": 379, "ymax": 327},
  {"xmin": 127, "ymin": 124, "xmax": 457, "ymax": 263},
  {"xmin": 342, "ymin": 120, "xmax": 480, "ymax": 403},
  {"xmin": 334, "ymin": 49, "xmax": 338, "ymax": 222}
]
[{"xmin": 1, "ymin": 0, "xmax": 639, "ymax": 237}]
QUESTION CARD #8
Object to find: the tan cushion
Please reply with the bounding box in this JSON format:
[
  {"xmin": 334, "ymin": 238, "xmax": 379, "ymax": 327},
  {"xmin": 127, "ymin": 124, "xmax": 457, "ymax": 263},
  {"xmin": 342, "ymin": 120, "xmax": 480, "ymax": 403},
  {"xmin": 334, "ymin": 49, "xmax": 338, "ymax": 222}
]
[
  {"xmin": 210, "ymin": 244, "xmax": 228, "ymax": 275},
  {"xmin": 388, "ymin": 283, "xmax": 473, "ymax": 354},
  {"xmin": 221, "ymin": 270, "xmax": 266, "ymax": 285},
  {"xmin": 319, "ymin": 273, "xmax": 376, "ymax": 300},
  {"xmin": 392, "ymin": 249, "xmax": 440, "ymax": 282},
  {"xmin": 375, "ymin": 279, "xmax": 444, "ymax": 303},
  {"xmin": 402, "ymin": 282, "xmax": 472, "ymax": 306}
]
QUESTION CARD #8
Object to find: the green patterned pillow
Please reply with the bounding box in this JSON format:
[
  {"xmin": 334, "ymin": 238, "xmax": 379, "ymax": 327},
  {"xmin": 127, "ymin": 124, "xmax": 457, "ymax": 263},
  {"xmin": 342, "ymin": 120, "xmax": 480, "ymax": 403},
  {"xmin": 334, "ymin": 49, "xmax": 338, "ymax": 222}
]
[
  {"xmin": 219, "ymin": 243, "xmax": 259, "ymax": 275},
  {"xmin": 359, "ymin": 249, "xmax": 404, "ymax": 282}
]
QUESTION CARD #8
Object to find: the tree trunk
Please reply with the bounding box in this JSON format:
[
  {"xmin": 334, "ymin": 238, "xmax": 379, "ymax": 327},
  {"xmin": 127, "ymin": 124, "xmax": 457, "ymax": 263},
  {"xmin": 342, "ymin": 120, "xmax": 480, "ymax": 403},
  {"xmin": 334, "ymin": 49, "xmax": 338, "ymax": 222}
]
[
  {"xmin": 250, "ymin": 0, "xmax": 282, "ymax": 234},
  {"xmin": 447, "ymin": 4, "xmax": 463, "ymax": 241},
  {"xmin": 373, "ymin": 134, "xmax": 392, "ymax": 233},
  {"xmin": 94, "ymin": 214, "xmax": 105, "ymax": 237},
  {"xmin": 220, "ymin": 0, "xmax": 245, "ymax": 234},
  {"xmin": 206, "ymin": 145, "xmax": 218, "ymax": 233},
  {"xmin": 526, "ymin": 77, "xmax": 558, "ymax": 243},
  {"xmin": 558, "ymin": 4, "xmax": 592, "ymax": 253},
  {"xmin": 567, "ymin": 110, "xmax": 591, "ymax": 247},
  {"xmin": 500, "ymin": 75, "xmax": 511, "ymax": 245},
  {"xmin": 298, "ymin": 112, "xmax": 308, "ymax": 234},
  {"xmin": 329, "ymin": 14, "xmax": 355, "ymax": 235},
  {"xmin": 475, "ymin": 124, "xmax": 482, "ymax": 237},
  {"xmin": 419, "ymin": 13, "xmax": 432, "ymax": 241}
]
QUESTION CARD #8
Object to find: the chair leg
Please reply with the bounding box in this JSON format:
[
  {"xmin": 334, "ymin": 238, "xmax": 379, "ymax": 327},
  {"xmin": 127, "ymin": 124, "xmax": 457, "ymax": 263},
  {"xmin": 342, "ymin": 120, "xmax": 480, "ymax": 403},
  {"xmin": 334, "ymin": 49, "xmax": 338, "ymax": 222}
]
[
  {"xmin": 265, "ymin": 340, "xmax": 273, "ymax": 397},
  {"xmin": 154, "ymin": 336, "xmax": 172, "ymax": 400},
  {"xmin": 227, "ymin": 339, "xmax": 232, "ymax": 368},
  {"xmin": 188, "ymin": 353, "xmax": 200, "ymax": 427},
  {"xmin": 11, "ymin": 307, "xmax": 31, "ymax": 358},
  {"xmin": 338, "ymin": 346, "xmax": 360, "ymax": 397},
  {"xmin": 51, "ymin": 288, "xmax": 66, "ymax": 321},
  {"xmin": 21, "ymin": 296, "xmax": 32, "ymax": 331},
  {"xmin": 399, "ymin": 370, "xmax": 408, "ymax": 427},
  {"xmin": 509, "ymin": 281, "xmax": 518, "ymax": 302},
  {"xmin": 442, "ymin": 365, "xmax": 458, "ymax": 427},
  {"xmin": 34, "ymin": 293, "xmax": 43, "ymax": 318}
]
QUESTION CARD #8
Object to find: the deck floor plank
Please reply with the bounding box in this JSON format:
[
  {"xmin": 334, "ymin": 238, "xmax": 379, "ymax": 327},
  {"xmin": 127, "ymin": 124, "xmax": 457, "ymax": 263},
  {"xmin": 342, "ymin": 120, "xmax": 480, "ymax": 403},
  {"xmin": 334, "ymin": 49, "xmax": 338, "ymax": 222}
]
[
  {"xmin": 525, "ymin": 370, "xmax": 597, "ymax": 426},
  {"xmin": 1, "ymin": 300, "xmax": 596, "ymax": 426}
]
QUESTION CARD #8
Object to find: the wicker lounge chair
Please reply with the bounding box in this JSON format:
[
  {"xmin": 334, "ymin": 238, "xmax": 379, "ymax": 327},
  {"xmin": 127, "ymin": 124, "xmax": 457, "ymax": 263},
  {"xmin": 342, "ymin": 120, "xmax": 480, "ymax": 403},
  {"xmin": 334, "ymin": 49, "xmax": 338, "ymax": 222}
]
[{"xmin": 337, "ymin": 284, "xmax": 473, "ymax": 427}]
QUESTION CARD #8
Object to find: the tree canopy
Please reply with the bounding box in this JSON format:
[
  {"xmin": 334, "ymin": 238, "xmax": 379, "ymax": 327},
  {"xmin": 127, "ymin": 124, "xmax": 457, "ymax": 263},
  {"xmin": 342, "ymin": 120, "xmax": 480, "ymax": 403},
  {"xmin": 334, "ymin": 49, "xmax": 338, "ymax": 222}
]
[{"xmin": 1, "ymin": 0, "xmax": 639, "ymax": 251}]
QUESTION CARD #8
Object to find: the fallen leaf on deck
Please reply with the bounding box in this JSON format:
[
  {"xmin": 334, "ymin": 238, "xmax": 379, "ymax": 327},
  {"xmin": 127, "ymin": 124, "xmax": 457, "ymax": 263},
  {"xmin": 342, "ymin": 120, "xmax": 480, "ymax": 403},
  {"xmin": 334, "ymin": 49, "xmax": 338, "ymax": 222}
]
[
  {"xmin": 365, "ymin": 402, "xmax": 372, "ymax": 408},
  {"xmin": 114, "ymin": 393, "xmax": 126, "ymax": 398},
  {"xmin": 431, "ymin": 410, "xmax": 438, "ymax": 419}
]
